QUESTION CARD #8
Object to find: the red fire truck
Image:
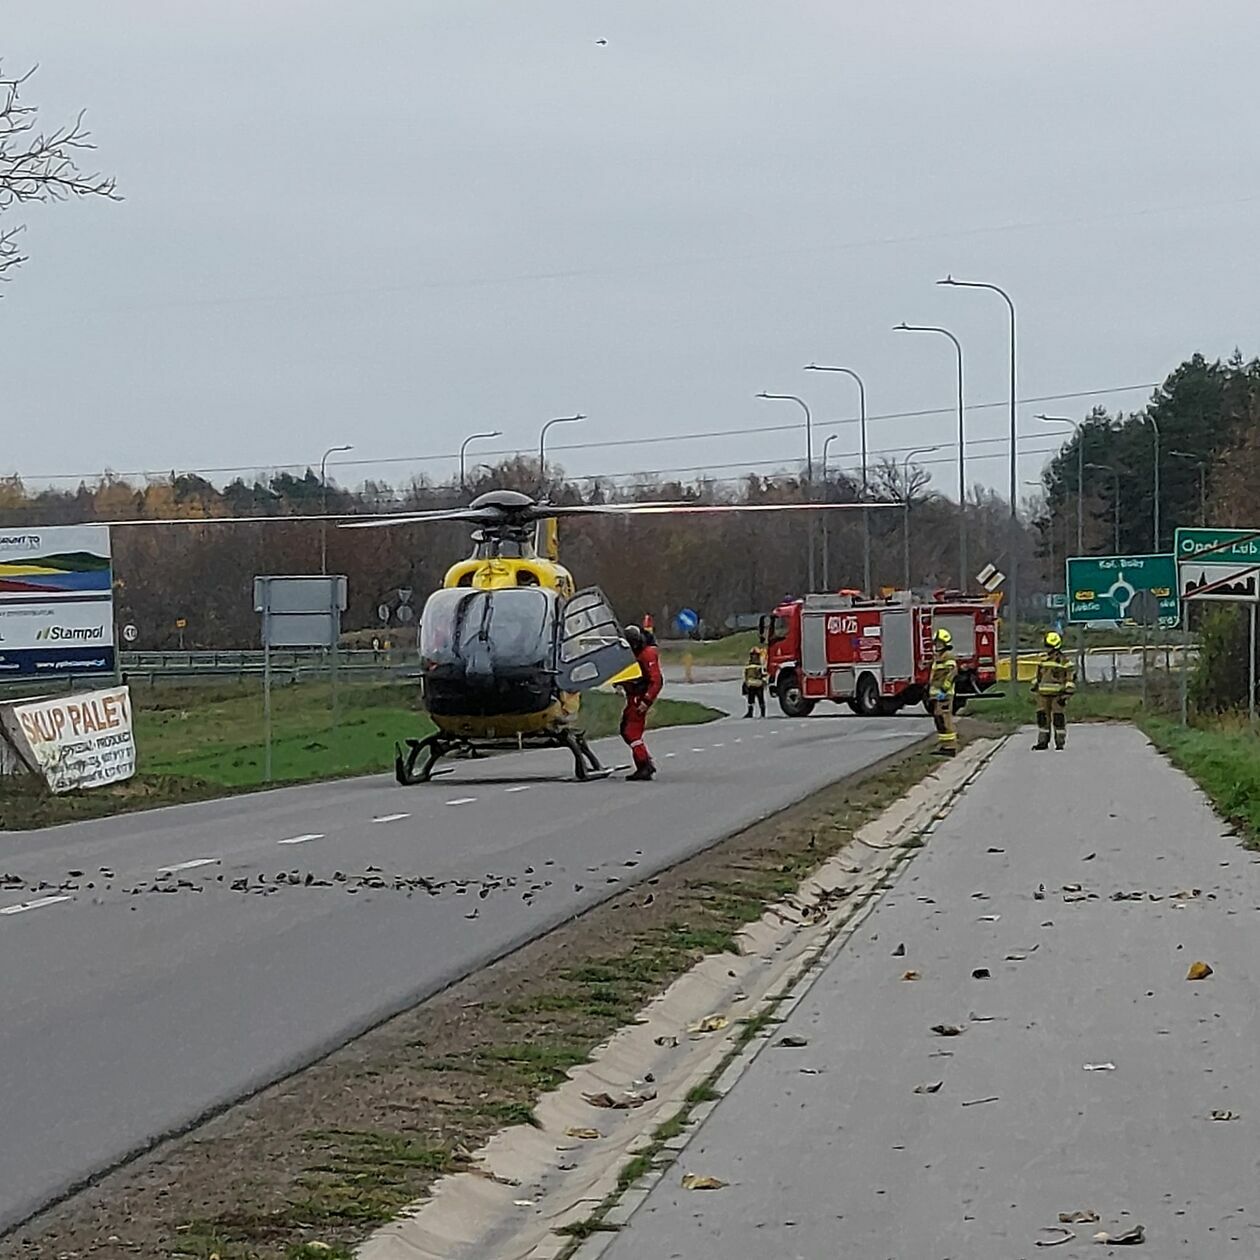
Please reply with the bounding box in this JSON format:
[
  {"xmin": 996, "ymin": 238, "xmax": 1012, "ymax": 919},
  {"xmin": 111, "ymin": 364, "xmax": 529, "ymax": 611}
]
[{"xmin": 761, "ymin": 591, "xmax": 998, "ymax": 717}]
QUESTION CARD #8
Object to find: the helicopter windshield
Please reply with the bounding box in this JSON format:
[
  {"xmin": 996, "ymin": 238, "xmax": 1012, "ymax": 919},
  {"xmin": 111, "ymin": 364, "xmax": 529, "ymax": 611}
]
[{"xmin": 420, "ymin": 587, "xmax": 558, "ymax": 672}]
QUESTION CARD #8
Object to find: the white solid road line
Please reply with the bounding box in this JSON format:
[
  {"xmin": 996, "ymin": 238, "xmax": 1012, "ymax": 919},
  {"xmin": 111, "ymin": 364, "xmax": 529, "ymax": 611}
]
[
  {"xmin": 277, "ymin": 833, "xmax": 325, "ymax": 846},
  {"xmin": 373, "ymin": 813, "xmax": 411, "ymax": 824},
  {"xmin": 161, "ymin": 858, "xmax": 218, "ymax": 874},
  {"xmin": 445, "ymin": 797, "xmax": 477, "ymax": 806},
  {"xmin": 1, "ymin": 895, "xmax": 72, "ymax": 917}
]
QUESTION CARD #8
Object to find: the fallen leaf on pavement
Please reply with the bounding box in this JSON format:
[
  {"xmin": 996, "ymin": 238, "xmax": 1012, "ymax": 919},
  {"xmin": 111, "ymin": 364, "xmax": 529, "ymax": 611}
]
[
  {"xmin": 1209, "ymin": 1109, "xmax": 1238, "ymax": 1121},
  {"xmin": 1062, "ymin": 882, "xmax": 1083, "ymax": 893},
  {"xmin": 1082, "ymin": 852, "xmax": 1097, "ymax": 861},
  {"xmin": 1059, "ymin": 1210, "xmax": 1100, "ymax": 1223},
  {"xmin": 565, "ymin": 1127, "xmax": 602, "ymax": 1140},
  {"xmin": 972, "ymin": 967, "xmax": 991, "ymax": 980},
  {"xmin": 1034, "ymin": 884, "xmax": 1047, "ymax": 900},
  {"xmin": 681, "ymin": 1174, "xmax": 727, "ymax": 1191},
  {"xmin": 1186, "ymin": 961, "xmax": 1213, "ymax": 980},
  {"xmin": 654, "ymin": 1035, "xmax": 679, "ymax": 1048},
  {"xmin": 978, "ymin": 914, "xmax": 1001, "ymax": 922},
  {"xmin": 688, "ymin": 1014, "xmax": 729, "ymax": 1034},
  {"xmin": 1036, "ymin": 1227, "xmax": 1076, "ymax": 1247},
  {"xmin": 931, "ymin": 1023, "xmax": 964, "ymax": 1037},
  {"xmin": 1005, "ymin": 952, "xmax": 1027, "ymax": 961},
  {"xmin": 892, "ymin": 942, "xmax": 906, "ymax": 956},
  {"xmin": 1172, "ymin": 888, "xmax": 1201, "ymax": 900},
  {"xmin": 961, "ymin": 1095, "xmax": 999, "ymax": 1107},
  {"xmin": 913, "ymin": 1080, "xmax": 943, "ymax": 1094},
  {"xmin": 1093, "ymin": 1224, "xmax": 1145, "ymax": 1245},
  {"xmin": 987, "ymin": 846, "xmax": 1005, "ymax": 853},
  {"xmin": 776, "ymin": 1035, "xmax": 809, "ymax": 1048},
  {"xmin": 584, "ymin": 1089, "xmax": 655, "ymax": 1110},
  {"xmin": 1111, "ymin": 890, "xmax": 1144, "ymax": 901},
  {"xmin": 1083, "ymin": 1062, "xmax": 1116, "ymax": 1071},
  {"xmin": 902, "ymin": 970, "xmax": 921, "ymax": 981}
]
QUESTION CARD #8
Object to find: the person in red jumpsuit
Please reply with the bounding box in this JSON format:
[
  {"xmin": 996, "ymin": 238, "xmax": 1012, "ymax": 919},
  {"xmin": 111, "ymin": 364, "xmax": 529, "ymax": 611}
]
[{"xmin": 619, "ymin": 623, "xmax": 663, "ymax": 781}]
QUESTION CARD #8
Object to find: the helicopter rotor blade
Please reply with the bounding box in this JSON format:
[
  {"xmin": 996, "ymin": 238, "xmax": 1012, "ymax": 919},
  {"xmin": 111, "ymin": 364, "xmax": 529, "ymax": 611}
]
[
  {"xmin": 337, "ymin": 507, "xmax": 509, "ymax": 530},
  {"xmin": 540, "ymin": 501, "xmax": 899, "ymax": 517}
]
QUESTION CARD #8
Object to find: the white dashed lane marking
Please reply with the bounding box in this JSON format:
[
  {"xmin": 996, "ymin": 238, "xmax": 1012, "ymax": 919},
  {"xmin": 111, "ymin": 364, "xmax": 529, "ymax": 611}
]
[
  {"xmin": 445, "ymin": 797, "xmax": 478, "ymax": 807},
  {"xmin": 373, "ymin": 813, "xmax": 411, "ymax": 824},
  {"xmin": 1, "ymin": 895, "xmax": 72, "ymax": 917},
  {"xmin": 663, "ymin": 752, "xmax": 677, "ymax": 758},
  {"xmin": 504, "ymin": 786, "xmax": 532, "ymax": 794},
  {"xmin": 161, "ymin": 858, "xmax": 217, "ymax": 874},
  {"xmin": 277, "ymin": 833, "xmax": 324, "ymax": 846}
]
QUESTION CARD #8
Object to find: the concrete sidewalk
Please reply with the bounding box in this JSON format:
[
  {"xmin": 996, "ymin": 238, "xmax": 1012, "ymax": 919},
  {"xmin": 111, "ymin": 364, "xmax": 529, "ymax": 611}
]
[{"xmin": 593, "ymin": 725, "xmax": 1260, "ymax": 1258}]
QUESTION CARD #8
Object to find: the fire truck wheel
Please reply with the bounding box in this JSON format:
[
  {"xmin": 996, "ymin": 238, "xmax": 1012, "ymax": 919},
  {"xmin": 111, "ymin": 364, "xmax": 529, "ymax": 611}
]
[
  {"xmin": 777, "ymin": 674, "xmax": 815, "ymax": 718},
  {"xmin": 852, "ymin": 673, "xmax": 882, "ymax": 717}
]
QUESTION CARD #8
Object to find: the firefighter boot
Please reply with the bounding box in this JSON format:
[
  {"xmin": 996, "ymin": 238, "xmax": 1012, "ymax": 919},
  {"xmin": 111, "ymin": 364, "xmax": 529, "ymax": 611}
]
[
  {"xmin": 1052, "ymin": 707, "xmax": 1067, "ymax": 751},
  {"xmin": 1033, "ymin": 707, "xmax": 1050, "ymax": 751},
  {"xmin": 626, "ymin": 760, "xmax": 656, "ymax": 782}
]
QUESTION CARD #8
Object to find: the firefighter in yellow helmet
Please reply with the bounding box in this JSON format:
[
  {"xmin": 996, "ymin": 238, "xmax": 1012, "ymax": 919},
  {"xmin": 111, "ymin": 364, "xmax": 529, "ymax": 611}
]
[
  {"xmin": 928, "ymin": 627, "xmax": 958, "ymax": 757},
  {"xmin": 1032, "ymin": 630, "xmax": 1076, "ymax": 750}
]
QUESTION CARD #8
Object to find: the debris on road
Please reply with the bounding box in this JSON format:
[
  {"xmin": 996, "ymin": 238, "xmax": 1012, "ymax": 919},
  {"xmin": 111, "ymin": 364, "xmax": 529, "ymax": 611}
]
[
  {"xmin": 960, "ymin": 1095, "xmax": 999, "ymax": 1107},
  {"xmin": 1035, "ymin": 1226, "xmax": 1076, "ymax": 1247},
  {"xmin": 978, "ymin": 913, "xmax": 1001, "ymax": 922},
  {"xmin": 681, "ymin": 1173, "xmax": 727, "ymax": 1191},
  {"xmin": 1186, "ymin": 960, "xmax": 1213, "ymax": 980},
  {"xmin": 1093, "ymin": 1224, "xmax": 1145, "ymax": 1245},
  {"xmin": 584, "ymin": 1088, "xmax": 656, "ymax": 1110},
  {"xmin": 1083, "ymin": 1062, "xmax": 1117, "ymax": 1071},
  {"xmin": 654, "ymin": 1035, "xmax": 679, "ymax": 1048},
  {"xmin": 902, "ymin": 970, "xmax": 921, "ymax": 981},
  {"xmin": 1209, "ymin": 1109, "xmax": 1238, "ymax": 1121},
  {"xmin": 930, "ymin": 1023, "xmax": 964, "ymax": 1037},
  {"xmin": 913, "ymin": 1081, "xmax": 943, "ymax": 1094},
  {"xmin": 775, "ymin": 1035, "xmax": 809, "ymax": 1048},
  {"xmin": 892, "ymin": 942, "xmax": 906, "ymax": 956},
  {"xmin": 971, "ymin": 967, "xmax": 991, "ymax": 980},
  {"xmin": 565, "ymin": 1127, "xmax": 602, "ymax": 1140},
  {"xmin": 1060, "ymin": 1209, "xmax": 1100, "ymax": 1223}
]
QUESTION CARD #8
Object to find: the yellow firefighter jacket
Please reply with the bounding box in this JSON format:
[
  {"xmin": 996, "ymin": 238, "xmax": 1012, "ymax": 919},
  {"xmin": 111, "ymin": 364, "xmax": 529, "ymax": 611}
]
[
  {"xmin": 929, "ymin": 649, "xmax": 957, "ymax": 701},
  {"xmin": 743, "ymin": 661, "xmax": 767, "ymax": 689},
  {"xmin": 1033, "ymin": 651, "xmax": 1077, "ymax": 696}
]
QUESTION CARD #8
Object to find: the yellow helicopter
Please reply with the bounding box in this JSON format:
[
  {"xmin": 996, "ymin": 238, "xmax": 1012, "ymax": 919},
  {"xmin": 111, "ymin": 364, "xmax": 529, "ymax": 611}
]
[{"xmin": 342, "ymin": 488, "xmax": 879, "ymax": 784}]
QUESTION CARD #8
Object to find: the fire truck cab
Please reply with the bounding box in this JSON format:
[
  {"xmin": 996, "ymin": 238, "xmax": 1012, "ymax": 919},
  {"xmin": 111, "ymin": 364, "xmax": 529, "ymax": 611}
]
[{"xmin": 760, "ymin": 591, "xmax": 998, "ymax": 718}]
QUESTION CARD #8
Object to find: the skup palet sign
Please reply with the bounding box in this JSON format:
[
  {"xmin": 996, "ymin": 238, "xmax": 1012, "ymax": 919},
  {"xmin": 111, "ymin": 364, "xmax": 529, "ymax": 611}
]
[{"xmin": 0, "ymin": 686, "xmax": 136, "ymax": 793}]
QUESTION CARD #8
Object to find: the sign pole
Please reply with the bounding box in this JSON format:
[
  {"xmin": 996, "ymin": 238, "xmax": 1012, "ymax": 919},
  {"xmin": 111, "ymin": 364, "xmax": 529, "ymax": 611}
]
[
  {"xmin": 1179, "ymin": 603, "xmax": 1189, "ymax": 727},
  {"xmin": 263, "ymin": 629, "xmax": 273, "ymax": 784},
  {"xmin": 1140, "ymin": 619, "xmax": 1148, "ymax": 709},
  {"xmin": 1251, "ymin": 603, "xmax": 1257, "ymax": 729}
]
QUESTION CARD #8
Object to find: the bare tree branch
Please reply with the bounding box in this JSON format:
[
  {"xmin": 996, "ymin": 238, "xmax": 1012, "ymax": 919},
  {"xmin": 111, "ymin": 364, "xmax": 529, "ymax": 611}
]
[{"xmin": 0, "ymin": 63, "xmax": 117, "ymax": 282}]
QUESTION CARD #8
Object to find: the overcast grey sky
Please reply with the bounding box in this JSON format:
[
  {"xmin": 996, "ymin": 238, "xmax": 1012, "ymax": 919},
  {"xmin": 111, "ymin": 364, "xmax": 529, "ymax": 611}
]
[{"xmin": 4, "ymin": 1, "xmax": 1257, "ymax": 499}]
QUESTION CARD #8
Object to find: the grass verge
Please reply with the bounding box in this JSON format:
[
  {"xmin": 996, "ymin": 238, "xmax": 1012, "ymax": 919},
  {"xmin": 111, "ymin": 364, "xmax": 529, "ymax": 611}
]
[
  {"xmin": 0, "ymin": 738, "xmax": 946, "ymax": 1260},
  {"xmin": 0, "ymin": 684, "xmax": 718, "ymax": 830}
]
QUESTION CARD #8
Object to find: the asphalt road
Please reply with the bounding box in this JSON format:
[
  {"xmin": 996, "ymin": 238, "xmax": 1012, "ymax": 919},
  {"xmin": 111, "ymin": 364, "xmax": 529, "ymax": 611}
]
[
  {"xmin": 0, "ymin": 683, "xmax": 927, "ymax": 1233},
  {"xmin": 599, "ymin": 724, "xmax": 1260, "ymax": 1259}
]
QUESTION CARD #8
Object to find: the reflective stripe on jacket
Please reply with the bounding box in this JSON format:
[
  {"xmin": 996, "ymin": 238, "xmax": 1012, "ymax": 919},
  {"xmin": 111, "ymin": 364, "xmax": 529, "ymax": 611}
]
[
  {"xmin": 1034, "ymin": 652, "xmax": 1076, "ymax": 695},
  {"xmin": 929, "ymin": 651, "xmax": 957, "ymax": 698}
]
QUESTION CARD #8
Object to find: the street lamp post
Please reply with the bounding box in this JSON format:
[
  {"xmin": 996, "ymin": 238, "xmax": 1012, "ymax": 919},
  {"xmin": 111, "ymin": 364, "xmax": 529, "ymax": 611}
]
[
  {"xmin": 538, "ymin": 414, "xmax": 586, "ymax": 487},
  {"xmin": 1036, "ymin": 415, "xmax": 1084, "ymax": 557},
  {"xmin": 902, "ymin": 445, "xmax": 941, "ymax": 591},
  {"xmin": 319, "ymin": 443, "xmax": 353, "ymax": 576},
  {"xmin": 1170, "ymin": 451, "xmax": 1207, "ymax": 525},
  {"xmin": 894, "ymin": 324, "xmax": 966, "ymax": 590},
  {"xmin": 938, "ymin": 275, "xmax": 1018, "ymax": 690},
  {"xmin": 821, "ymin": 432, "xmax": 840, "ymax": 591},
  {"xmin": 756, "ymin": 392, "xmax": 816, "ymax": 591},
  {"xmin": 1145, "ymin": 415, "xmax": 1161, "ymax": 550},
  {"xmin": 1086, "ymin": 463, "xmax": 1121, "ymax": 553},
  {"xmin": 460, "ymin": 429, "xmax": 503, "ymax": 495},
  {"xmin": 804, "ymin": 365, "xmax": 869, "ymax": 593}
]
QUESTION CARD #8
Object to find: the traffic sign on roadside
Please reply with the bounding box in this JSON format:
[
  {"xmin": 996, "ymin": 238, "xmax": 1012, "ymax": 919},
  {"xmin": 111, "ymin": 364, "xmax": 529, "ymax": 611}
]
[
  {"xmin": 1066, "ymin": 554, "xmax": 1179, "ymax": 628},
  {"xmin": 1175, "ymin": 527, "xmax": 1260, "ymax": 603},
  {"xmin": 122, "ymin": 623, "xmax": 139, "ymax": 643}
]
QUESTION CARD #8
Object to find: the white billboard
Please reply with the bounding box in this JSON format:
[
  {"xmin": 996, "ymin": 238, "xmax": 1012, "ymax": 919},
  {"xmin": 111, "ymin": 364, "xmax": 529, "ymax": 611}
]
[{"xmin": 0, "ymin": 525, "xmax": 115, "ymax": 676}]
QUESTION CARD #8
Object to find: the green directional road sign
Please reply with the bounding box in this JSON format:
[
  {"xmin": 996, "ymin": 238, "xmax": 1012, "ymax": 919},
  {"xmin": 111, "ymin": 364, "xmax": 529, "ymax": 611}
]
[
  {"xmin": 1174, "ymin": 527, "xmax": 1260, "ymax": 603},
  {"xmin": 1065, "ymin": 553, "xmax": 1179, "ymax": 627}
]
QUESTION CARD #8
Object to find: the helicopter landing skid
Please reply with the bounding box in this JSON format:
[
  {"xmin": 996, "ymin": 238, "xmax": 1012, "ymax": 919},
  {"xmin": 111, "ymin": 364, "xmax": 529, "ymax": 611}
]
[{"xmin": 393, "ymin": 726, "xmax": 605, "ymax": 786}]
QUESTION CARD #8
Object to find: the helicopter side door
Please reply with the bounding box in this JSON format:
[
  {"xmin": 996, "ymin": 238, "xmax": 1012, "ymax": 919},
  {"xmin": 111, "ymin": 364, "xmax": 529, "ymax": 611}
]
[{"xmin": 555, "ymin": 587, "xmax": 636, "ymax": 692}]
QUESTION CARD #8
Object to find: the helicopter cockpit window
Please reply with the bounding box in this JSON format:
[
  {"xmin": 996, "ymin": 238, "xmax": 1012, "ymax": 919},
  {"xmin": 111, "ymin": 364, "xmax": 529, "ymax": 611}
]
[
  {"xmin": 420, "ymin": 587, "xmax": 558, "ymax": 671},
  {"xmin": 559, "ymin": 590, "xmax": 623, "ymax": 662}
]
